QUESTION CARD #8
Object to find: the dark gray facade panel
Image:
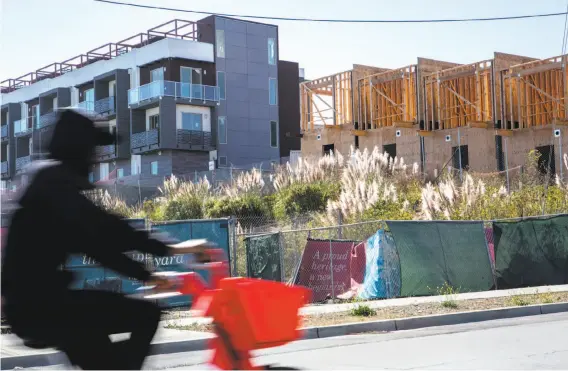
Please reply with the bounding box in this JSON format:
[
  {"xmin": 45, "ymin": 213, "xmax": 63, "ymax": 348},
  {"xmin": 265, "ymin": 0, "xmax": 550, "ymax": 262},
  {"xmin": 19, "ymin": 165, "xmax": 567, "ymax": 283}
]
[
  {"xmin": 159, "ymin": 98, "xmax": 177, "ymax": 149},
  {"xmin": 116, "ymin": 69, "xmax": 131, "ymax": 159}
]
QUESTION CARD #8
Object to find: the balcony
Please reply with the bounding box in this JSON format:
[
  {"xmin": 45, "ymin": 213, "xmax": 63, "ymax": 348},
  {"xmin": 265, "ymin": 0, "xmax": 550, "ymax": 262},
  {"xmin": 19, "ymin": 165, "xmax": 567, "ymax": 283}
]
[
  {"xmin": 16, "ymin": 156, "xmax": 31, "ymax": 171},
  {"xmin": 131, "ymin": 129, "xmax": 159, "ymax": 149},
  {"xmin": 128, "ymin": 81, "xmax": 220, "ymax": 106},
  {"xmin": 1, "ymin": 161, "xmax": 7, "ymax": 175},
  {"xmin": 94, "ymin": 96, "xmax": 116, "ymax": 116},
  {"xmin": 95, "ymin": 144, "xmax": 116, "ymax": 160},
  {"xmin": 14, "ymin": 118, "xmax": 33, "ymax": 137},
  {"xmin": 176, "ymin": 129, "xmax": 213, "ymax": 149},
  {"xmin": 38, "ymin": 111, "xmax": 58, "ymax": 129},
  {"xmin": 77, "ymin": 100, "xmax": 95, "ymax": 112},
  {"xmin": 1, "ymin": 125, "xmax": 7, "ymax": 141}
]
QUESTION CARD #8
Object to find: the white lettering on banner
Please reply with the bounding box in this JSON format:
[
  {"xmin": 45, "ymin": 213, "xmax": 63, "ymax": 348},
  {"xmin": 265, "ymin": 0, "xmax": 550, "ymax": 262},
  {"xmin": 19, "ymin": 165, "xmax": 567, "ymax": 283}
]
[{"xmin": 80, "ymin": 253, "xmax": 186, "ymax": 267}]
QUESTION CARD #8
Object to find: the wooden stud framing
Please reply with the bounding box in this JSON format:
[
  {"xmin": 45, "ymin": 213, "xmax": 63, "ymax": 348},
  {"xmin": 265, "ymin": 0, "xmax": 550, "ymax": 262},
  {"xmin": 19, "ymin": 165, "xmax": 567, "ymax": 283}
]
[
  {"xmin": 424, "ymin": 60, "xmax": 494, "ymax": 130},
  {"xmin": 300, "ymin": 71, "xmax": 353, "ymax": 132},
  {"xmin": 357, "ymin": 66, "xmax": 418, "ymax": 130},
  {"xmin": 501, "ymin": 55, "xmax": 567, "ymax": 129}
]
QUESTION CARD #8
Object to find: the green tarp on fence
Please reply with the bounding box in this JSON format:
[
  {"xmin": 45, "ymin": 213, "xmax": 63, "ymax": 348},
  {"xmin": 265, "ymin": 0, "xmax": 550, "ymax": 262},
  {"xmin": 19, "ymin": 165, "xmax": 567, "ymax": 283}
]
[
  {"xmin": 387, "ymin": 221, "xmax": 494, "ymax": 296},
  {"xmin": 493, "ymin": 214, "xmax": 568, "ymax": 289},
  {"xmin": 245, "ymin": 233, "xmax": 282, "ymax": 282}
]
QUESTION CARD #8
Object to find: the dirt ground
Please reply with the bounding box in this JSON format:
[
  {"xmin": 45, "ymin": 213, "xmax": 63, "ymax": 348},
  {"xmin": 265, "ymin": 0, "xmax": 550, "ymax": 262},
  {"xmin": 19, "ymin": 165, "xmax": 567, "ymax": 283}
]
[{"xmin": 164, "ymin": 291, "xmax": 568, "ymax": 332}]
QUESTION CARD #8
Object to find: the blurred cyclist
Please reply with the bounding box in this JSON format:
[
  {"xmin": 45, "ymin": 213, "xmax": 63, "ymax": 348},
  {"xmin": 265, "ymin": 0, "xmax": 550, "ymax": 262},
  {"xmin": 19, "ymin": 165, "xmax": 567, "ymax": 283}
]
[{"xmin": 1, "ymin": 109, "xmax": 174, "ymax": 369}]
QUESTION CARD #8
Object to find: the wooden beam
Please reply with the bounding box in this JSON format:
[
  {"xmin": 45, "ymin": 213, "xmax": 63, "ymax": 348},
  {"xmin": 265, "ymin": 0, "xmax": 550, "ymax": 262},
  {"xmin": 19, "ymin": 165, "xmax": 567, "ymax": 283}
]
[
  {"xmin": 553, "ymin": 119, "xmax": 568, "ymax": 126},
  {"xmin": 393, "ymin": 121, "xmax": 415, "ymax": 128},
  {"xmin": 417, "ymin": 130, "xmax": 434, "ymax": 137},
  {"xmin": 496, "ymin": 129, "xmax": 513, "ymax": 137},
  {"xmin": 351, "ymin": 129, "xmax": 368, "ymax": 136},
  {"xmin": 324, "ymin": 124, "xmax": 343, "ymax": 130},
  {"xmin": 468, "ymin": 121, "xmax": 491, "ymax": 129}
]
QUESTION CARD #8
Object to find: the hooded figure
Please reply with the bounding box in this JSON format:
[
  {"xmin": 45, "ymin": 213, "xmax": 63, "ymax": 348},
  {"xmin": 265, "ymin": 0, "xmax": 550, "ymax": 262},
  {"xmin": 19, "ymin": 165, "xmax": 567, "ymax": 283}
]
[{"xmin": 1, "ymin": 109, "xmax": 174, "ymax": 370}]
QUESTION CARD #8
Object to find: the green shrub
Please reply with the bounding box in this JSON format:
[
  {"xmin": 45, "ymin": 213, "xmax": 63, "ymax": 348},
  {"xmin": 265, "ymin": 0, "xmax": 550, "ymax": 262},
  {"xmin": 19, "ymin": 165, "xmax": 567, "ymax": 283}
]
[
  {"xmin": 273, "ymin": 181, "xmax": 340, "ymax": 221},
  {"xmin": 163, "ymin": 195, "xmax": 204, "ymax": 221},
  {"xmin": 205, "ymin": 194, "xmax": 270, "ymax": 221}
]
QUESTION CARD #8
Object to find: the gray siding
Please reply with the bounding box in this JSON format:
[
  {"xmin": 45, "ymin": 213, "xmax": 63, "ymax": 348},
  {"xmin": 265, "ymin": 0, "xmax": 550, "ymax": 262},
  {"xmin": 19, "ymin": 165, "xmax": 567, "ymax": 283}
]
[
  {"xmin": 159, "ymin": 97, "xmax": 177, "ymax": 149},
  {"xmin": 213, "ymin": 16, "xmax": 280, "ymax": 168},
  {"xmin": 116, "ymin": 69, "xmax": 131, "ymax": 159}
]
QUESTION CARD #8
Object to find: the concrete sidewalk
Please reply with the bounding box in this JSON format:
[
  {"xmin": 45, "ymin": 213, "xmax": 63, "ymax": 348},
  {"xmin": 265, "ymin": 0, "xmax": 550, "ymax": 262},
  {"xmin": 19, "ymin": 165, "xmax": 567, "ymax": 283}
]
[{"xmin": 2, "ymin": 284, "xmax": 567, "ymax": 360}]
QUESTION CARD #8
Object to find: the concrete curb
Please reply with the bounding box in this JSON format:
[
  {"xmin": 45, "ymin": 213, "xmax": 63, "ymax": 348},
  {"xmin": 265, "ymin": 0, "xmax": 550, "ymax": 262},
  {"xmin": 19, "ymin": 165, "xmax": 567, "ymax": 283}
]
[{"xmin": 2, "ymin": 302, "xmax": 567, "ymax": 370}]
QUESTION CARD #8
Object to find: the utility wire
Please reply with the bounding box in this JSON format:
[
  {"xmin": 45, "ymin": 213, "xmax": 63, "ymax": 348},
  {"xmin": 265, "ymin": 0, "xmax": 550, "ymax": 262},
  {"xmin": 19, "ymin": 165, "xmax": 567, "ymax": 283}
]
[{"xmin": 94, "ymin": 0, "xmax": 568, "ymax": 24}]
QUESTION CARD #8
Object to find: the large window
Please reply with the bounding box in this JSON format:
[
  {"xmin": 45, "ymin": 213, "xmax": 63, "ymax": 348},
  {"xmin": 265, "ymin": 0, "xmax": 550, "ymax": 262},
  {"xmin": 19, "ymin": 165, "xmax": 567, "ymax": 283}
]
[
  {"xmin": 270, "ymin": 120, "xmax": 278, "ymax": 148},
  {"xmin": 268, "ymin": 38, "xmax": 276, "ymax": 65},
  {"xmin": 100, "ymin": 163, "xmax": 109, "ymax": 180},
  {"xmin": 148, "ymin": 114, "xmax": 159, "ymax": 130},
  {"xmin": 218, "ymin": 116, "xmax": 227, "ymax": 144},
  {"xmin": 216, "ymin": 30, "xmax": 225, "ymax": 58},
  {"xmin": 117, "ymin": 168, "xmax": 124, "ymax": 178},
  {"xmin": 33, "ymin": 105, "xmax": 39, "ymax": 128},
  {"xmin": 150, "ymin": 67, "xmax": 164, "ymax": 82},
  {"xmin": 269, "ymin": 78, "xmax": 278, "ymax": 105},
  {"xmin": 151, "ymin": 161, "xmax": 158, "ymax": 175},
  {"xmin": 181, "ymin": 67, "xmax": 202, "ymax": 85},
  {"xmin": 181, "ymin": 112, "xmax": 203, "ymax": 131},
  {"xmin": 131, "ymin": 155, "xmax": 141, "ymax": 175},
  {"xmin": 217, "ymin": 71, "xmax": 226, "ymax": 100}
]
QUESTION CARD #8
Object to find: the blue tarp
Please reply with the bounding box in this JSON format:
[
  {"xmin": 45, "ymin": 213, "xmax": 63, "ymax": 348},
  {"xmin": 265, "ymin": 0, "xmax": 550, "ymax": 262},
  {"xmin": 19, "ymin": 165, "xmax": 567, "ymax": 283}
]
[{"xmin": 358, "ymin": 230, "xmax": 401, "ymax": 300}]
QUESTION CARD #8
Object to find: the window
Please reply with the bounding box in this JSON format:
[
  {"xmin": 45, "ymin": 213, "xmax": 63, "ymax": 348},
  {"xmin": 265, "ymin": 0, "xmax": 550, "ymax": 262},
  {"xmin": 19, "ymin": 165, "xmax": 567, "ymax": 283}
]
[
  {"xmin": 100, "ymin": 163, "xmax": 109, "ymax": 180},
  {"xmin": 269, "ymin": 78, "xmax": 278, "ymax": 105},
  {"xmin": 383, "ymin": 144, "xmax": 396, "ymax": 160},
  {"xmin": 53, "ymin": 97, "xmax": 58, "ymax": 110},
  {"xmin": 84, "ymin": 88, "xmax": 94, "ymax": 102},
  {"xmin": 1, "ymin": 181, "xmax": 6, "ymax": 190},
  {"xmin": 131, "ymin": 155, "xmax": 141, "ymax": 175},
  {"xmin": 268, "ymin": 38, "xmax": 276, "ymax": 65},
  {"xmin": 150, "ymin": 67, "xmax": 164, "ymax": 82},
  {"xmin": 109, "ymin": 80, "xmax": 116, "ymax": 97},
  {"xmin": 270, "ymin": 120, "xmax": 278, "ymax": 148},
  {"xmin": 536, "ymin": 145, "xmax": 555, "ymax": 176},
  {"xmin": 322, "ymin": 144, "xmax": 334, "ymax": 156},
  {"xmin": 216, "ymin": 30, "xmax": 225, "ymax": 58},
  {"xmin": 182, "ymin": 112, "xmax": 203, "ymax": 131},
  {"xmin": 218, "ymin": 116, "xmax": 227, "ymax": 144},
  {"xmin": 88, "ymin": 172, "xmax": 94, "ymax": 183},
  {"xmin": 181, "ymin": 67, "xmax": 202, "ymax": 85},
  {"xmin": 117, "ymin": 168, "xmax": 124, "ymax": 178},
  {"xmin": 218, "ymin": 156, "xmax": 227, "ymax": 167},
  {"xmin": 452, "ymin": 145, "xmax": 470, "ymax": 171},
  {"xmin": 148, "ymin": 114, "xmax": 159, "ymax": 130},
  {"xmin": 217, "ymin": 71, "xmax": 226, "ymax": 100},
  {"xmin": 151, "ymin": 161, "xmax": 158, "ymax": 175},
  {"xmin": 33, "ymin": 105, "xmax": 39, "ymax": 128}
]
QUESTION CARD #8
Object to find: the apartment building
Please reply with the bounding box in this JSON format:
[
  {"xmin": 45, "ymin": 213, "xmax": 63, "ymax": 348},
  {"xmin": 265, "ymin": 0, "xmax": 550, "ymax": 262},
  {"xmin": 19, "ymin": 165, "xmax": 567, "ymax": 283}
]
[{"xmin": 1, "ymin": 17, "xmax": 301, "ymax": 191}]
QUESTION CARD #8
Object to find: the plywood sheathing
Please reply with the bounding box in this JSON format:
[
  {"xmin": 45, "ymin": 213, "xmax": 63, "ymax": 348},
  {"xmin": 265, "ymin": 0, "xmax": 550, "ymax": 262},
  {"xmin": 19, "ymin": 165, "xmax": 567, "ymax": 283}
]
[
  {"xmin": 501, "ymin": 125, "xmax": 568, "ymax": 178},
  {"xmin": 501, "ymin": 55, "xmax": 567, "ymax": 130},
  {"xmin": 422, "ymin": 126, "xmax": 497, "ymax": 177}
]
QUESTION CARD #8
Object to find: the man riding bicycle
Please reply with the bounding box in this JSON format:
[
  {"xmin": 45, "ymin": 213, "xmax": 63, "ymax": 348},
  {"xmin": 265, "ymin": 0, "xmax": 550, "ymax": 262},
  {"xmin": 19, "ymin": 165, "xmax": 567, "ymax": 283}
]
[{"xmin": 2, "ymin": 109, "xmax": 176, "ymax": 369}]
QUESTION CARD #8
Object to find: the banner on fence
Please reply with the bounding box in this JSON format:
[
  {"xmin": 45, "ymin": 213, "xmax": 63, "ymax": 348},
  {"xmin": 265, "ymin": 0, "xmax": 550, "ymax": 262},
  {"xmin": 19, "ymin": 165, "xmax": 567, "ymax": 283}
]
[
  {"xmin": 150, "ymin": 219, "xmax": 231, "ymax": 307},
  {"xmin": 387, "ymin": 221, "xmax": 494, "ymax": 296},
  {"xmin": 245, "ymin": 233, "xmax": 282, "ymax": 282},
  {"xmin": 66, "ymin": 219, "xmax": 148, "ymax": 294},
  {"xmin": 357, "ymin": 230, "xmax": 401, "ymax": 300},
  {"xmin": 295, "ymin": 239, "xmax": 362, "ymax": 303},
  {"xmin": 493, "ymin": 214, "xmax": 568, "ymax": 289}
]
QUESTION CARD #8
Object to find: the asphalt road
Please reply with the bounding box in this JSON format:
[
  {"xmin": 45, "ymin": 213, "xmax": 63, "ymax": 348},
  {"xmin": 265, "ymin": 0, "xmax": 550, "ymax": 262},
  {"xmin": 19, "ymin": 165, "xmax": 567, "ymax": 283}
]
[{"xmin": 10, "ymin": 312, "xmax": 568, "ymax": 370}]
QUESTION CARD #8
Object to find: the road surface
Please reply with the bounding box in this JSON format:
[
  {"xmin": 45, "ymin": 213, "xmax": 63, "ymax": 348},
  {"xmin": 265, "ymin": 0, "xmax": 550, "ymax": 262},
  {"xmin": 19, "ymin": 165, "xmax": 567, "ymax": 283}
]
[{"xmin": 9, "ymin": 312, "xmax": 568, "ymax": 370}]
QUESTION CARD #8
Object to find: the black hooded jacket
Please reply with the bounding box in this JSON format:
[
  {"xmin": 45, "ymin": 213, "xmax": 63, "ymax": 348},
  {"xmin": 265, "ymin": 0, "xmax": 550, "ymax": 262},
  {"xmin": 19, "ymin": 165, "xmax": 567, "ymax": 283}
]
[{"xmin": 1, "ymin": 110, "xmax": 170, "ymax": 310}]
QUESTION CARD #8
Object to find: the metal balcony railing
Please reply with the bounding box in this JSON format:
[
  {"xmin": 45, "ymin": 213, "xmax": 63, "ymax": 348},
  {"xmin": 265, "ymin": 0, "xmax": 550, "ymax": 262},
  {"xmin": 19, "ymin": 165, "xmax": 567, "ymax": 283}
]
[
  {"xmin": 38, "ymin": 111, "xmax": 58, "ymax": 129},
  {"xmin": 176, "ymin": 129, "xmax": 213, "ymax": 148},
  {"xmin": 14, "ymin": 118, "xmax": 33, "ymax": 136},
  {"xmin": 1, "ymin": 161, "xmax": 7, "ymax": 174},
  {"xmin": 1, "ymin": 125, "xmax": 8, "ymax": 139},
  {"xmin": 128, "ymin": 80, "xmax": 220, "ymax": 105},
  {"xmin": 94, "ymin": 96, "xmax": 116, "ymax": 115},
  {"xmin": 131, "ymin": 129, "xmax": 159, "ymax": 149},
  {"xmin": 95, "ymin": 144, "xmax": 116, "ymax": 157},
  {"xmin": 77, "ymin": 100, "xmax": 95, "ymax": 112},
  {"xmin": 16, "ymin": 156, "xmax": 31, "ymax": 171}
]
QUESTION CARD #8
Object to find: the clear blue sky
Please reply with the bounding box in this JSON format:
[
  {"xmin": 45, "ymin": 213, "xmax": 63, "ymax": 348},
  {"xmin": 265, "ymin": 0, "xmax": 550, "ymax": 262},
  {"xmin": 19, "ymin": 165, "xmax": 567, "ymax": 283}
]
[{"xmin": 1, "ymin": 0, "xmax": 567, "ymax": 82}]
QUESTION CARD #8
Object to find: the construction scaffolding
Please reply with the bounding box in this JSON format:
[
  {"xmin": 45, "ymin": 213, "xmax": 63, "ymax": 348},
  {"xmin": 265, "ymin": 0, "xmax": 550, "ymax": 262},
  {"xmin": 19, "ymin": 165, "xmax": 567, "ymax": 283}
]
[
  {"xmin": 424, "ymin": 60, "xmax": 494, "ymax": 131},
  {"xmin": 300, "ymin": 71, "xmax": 353, "ymax": 132},
  {"xmin": 501, "ymin": 55, "xmax": 568, "ymax": 129},
  {"xmin": 357, "ymin": 66, "xmax": 418, "ymax": 130}
]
